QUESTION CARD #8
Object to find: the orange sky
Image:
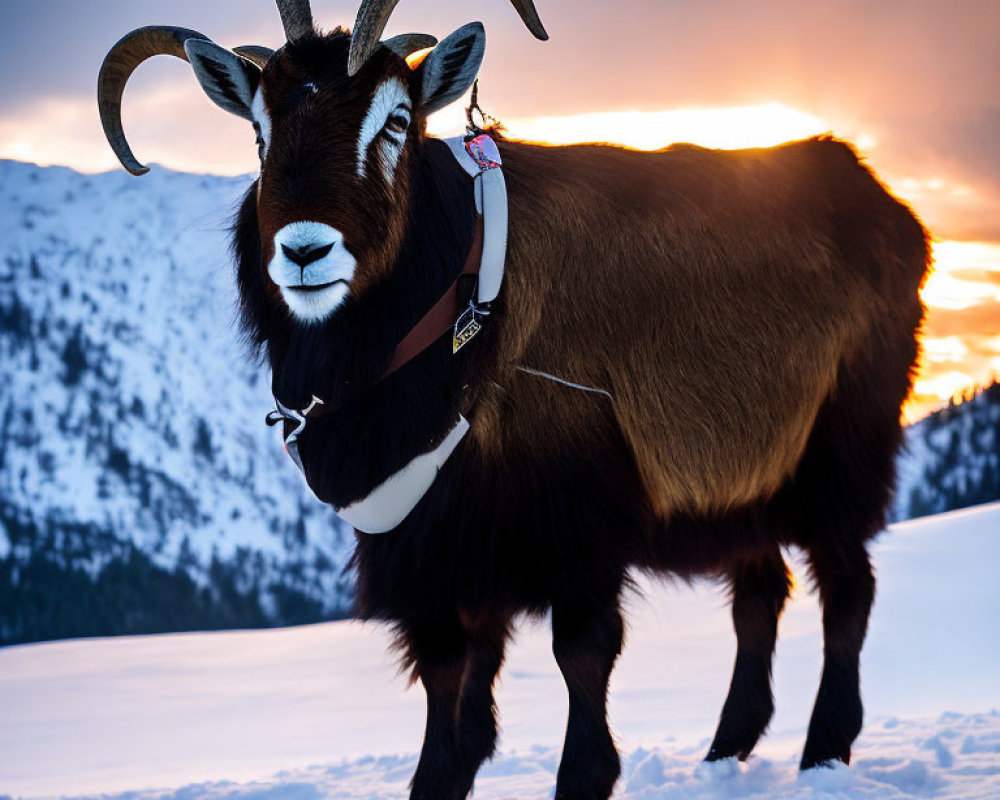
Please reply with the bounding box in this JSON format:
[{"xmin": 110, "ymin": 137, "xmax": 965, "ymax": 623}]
[{"xmin": 1, "ymin": 0, "xmax": 997, "ymax": 419}]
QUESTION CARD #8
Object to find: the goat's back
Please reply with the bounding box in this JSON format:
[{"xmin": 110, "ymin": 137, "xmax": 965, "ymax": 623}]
[{"xmin": 479, "ymin": 136, "xmax": 928, "ymax": 518}]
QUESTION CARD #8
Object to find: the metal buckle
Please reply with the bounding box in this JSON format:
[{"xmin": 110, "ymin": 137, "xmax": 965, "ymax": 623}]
[{"xmin": 266, "ymin": 395, "xmax": 325, "ymax": 473}]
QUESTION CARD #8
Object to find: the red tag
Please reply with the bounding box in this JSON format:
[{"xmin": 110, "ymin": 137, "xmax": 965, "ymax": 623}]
[{"xmin": 465, "ymin": 134, "xmax": 502, "ymax": 171}]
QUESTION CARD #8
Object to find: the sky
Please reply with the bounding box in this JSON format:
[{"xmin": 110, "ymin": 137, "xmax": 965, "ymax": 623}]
[{"xmin": 1, "ymin": 0, "xmax": 998, "ymax": 418}]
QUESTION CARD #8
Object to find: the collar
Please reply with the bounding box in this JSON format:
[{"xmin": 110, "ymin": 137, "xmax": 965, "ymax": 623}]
[{"xmin": 267, "ymin": 132, "xmax": 508, "ymax": 533}]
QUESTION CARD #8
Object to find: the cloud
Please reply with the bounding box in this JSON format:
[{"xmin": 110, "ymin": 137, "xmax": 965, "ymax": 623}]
[{"xmin": 0, "ymin": 85, "xmax": 259, "ymax": 177}]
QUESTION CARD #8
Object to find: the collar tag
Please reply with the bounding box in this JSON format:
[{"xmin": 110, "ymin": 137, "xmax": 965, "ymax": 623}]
[{"xmin": 453, "ymin": 301, "xmax": 484, "ymax": 353}]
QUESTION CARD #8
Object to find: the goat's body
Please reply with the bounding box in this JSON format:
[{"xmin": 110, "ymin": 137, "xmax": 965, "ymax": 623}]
[
  {"xmin": 356, "ymin": 135, "xmax": 925, "ymax": 609},
  {"xmin": 247, "ymin": 134, "xmax": 927, "ymax": 797}
]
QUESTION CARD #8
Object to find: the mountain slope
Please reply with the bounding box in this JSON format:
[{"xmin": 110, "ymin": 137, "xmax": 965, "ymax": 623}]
[
  {"xmin": 894, "ymin": 381, "xmax": 1000, "ymax": 521},
  {"xmin": 0, "ymin": 160, "xmax": 354, "ymax": 643}
]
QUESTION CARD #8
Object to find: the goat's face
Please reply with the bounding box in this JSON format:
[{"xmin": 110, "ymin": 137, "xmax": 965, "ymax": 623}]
[
  {"xmin": 214, "ymin": 26, "xmax": 485, "ymax": 325},
  {"xmin": 98, "ymin": 19, "xmax": 487, "ymax": 326},
  {"xmin": 253, "ymin": 34, "xmax": 411, "ymax": 322}
]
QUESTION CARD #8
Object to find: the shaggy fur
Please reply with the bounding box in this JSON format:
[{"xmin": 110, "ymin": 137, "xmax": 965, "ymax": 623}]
[{"xmin": 230, "ymin": 30, "xmax": 929, "ymax": 800}]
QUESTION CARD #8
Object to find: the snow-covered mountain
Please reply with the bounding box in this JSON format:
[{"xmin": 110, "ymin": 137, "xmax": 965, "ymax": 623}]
[
  {"xmin": 0, "ymin": 159, "xmax": 354, "ymax": 645},
  {"xmin": 894, "ymin": 381, "xmax": 1000, "ymax": 521}
]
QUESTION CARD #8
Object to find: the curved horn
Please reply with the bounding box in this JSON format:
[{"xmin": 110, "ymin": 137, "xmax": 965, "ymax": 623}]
[
  {"xmin": 97, "ymin": 26, "xmax": 211, "ymax": 176},
  {"xmin": 348, "ymin": 0, "xmax": 548, "ymax": 76},
  {"xmin": 276, "ymin": 0, "xmax": 314, "ymax": 41},
  {"xmin": 508, "ymin": 0, "xmax": 549, "ymax": 41},
  {"xmin": 233, "ymin": 45, "xmax": 275, "ymax": 69}
]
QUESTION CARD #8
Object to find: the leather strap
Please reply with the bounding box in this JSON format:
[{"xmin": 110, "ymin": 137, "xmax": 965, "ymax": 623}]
[{"xmin": 383, "ymin": 214, "xmax": 484, "ymax": 378}]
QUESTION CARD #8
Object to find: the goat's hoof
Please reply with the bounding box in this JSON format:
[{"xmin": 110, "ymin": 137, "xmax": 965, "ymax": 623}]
[
  {"xmin": 799, "ymin": 752, "xmax": 850, "ymax": 771},
  {"xmin": 705, "ymin": 734, "xmax": 757, "ymax": 763}
]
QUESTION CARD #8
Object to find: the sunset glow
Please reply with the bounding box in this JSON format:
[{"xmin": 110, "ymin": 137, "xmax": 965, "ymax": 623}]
[
  {"xmin": 501, "ymin": 103, "xmax": 842, "ymax": 151},
  {"xmin": 428, "ymin": 102, "xmax": 877, "ymax": 153},
  {"xmin": 924, "ymin": 241, "xmax": 1000, "ymax": 310}
]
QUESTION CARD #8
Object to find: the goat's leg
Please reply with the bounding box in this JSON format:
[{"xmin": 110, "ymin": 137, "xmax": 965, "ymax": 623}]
[
  {"xmin": 407, "ymin": 618, "xmax": 508, "ymax": 800},
  {"xmin": 408, "ymin": 619, "xmax": 465, "ymax": 800},
  {"xmin": 552, "ymin": 595, "xmax": 624, "ymax": 800},
  {"xmin": 451, "ymin": 620, "xmax": 509, "ymax": 799},
  {"xmin": 706, "ymin": 547, "xmax": 791, "ymax": 761},
  {"xmin": 800, "ymin": 541, "xmax": 875, "ymax": 769}
]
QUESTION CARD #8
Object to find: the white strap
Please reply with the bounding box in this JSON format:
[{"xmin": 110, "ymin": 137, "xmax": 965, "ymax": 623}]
[
  {"xmin": 335, "ymin": 416, "xmax": 470, "ymax": 533},
  {"xmin": 444, "ymin": 135, "xmax": 481, "ymax": 178},
  {"xmin": 335, "ymin": 138, "xmax": 503, "ymax": 531},
  {"xmin": 443, "ymin": 135, "xmax": 508, "ymax": 304}
]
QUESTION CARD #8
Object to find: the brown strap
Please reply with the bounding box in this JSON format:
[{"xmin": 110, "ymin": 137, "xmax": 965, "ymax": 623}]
[{"xmin": 381, "ymin": 214, "xmax": 485, "ymax": 379}]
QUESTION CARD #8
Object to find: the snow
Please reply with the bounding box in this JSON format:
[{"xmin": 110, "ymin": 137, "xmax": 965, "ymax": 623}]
[{"xmin": 1, "ymin": 502, "xmax": 997, "ymax": 800}]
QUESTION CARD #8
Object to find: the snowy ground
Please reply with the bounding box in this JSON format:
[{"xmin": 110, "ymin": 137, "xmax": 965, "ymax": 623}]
[{"xmin": 1, "ymin": 502, "xmax": 998, "ymax": 800}]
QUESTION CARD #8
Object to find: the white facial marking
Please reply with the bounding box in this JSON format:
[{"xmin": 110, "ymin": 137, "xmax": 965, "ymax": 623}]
[
  {"xmin": 251, "ymin": 88, "xmax": 271, "ymax": 161},
  {"xmin": 269, "ymin": 222, "xmax": 356, "ymax": 323},
  {"xmin": 356, "ymin": 78, "xmax": 411, "ymax": 183}
]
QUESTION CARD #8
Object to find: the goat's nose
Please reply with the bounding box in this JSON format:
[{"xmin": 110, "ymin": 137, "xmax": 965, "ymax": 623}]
[{"xmin": 281, "ymin": 242, "xmax": 335, "ymax": 268}]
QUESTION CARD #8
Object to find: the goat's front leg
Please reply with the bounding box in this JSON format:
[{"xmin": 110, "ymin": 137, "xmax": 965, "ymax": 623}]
[
  {"xmin": 552, "ymin": 594, "xmax": 624, "ymax": 800},
  {"xmin": 407, "ymin": 617, "xmax": 508, "ymax": 800}
]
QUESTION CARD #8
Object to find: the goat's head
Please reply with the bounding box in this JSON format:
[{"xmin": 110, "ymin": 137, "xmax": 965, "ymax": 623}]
[{"xmin": 99, "ymin": 0, "xmax": 546, "ymax": 325}]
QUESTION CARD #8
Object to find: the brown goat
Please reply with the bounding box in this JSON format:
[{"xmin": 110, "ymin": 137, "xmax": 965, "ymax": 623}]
[{"xmin": 98, "ymin": 2, "xmax": 929, "ymax": 798}]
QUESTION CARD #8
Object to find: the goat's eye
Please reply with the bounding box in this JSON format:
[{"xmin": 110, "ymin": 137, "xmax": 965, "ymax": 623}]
[
  {"xmin": 385, "ymin": 113, "xmax": 409, "ymax": 134},
  {"xmin": 253, "ymin": 122, "xmax": 266, "ymax": 164}
]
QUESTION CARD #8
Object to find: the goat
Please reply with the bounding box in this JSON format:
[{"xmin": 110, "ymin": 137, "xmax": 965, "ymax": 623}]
[{"xmin": 98, "ymin": 1, "xmax": 929, "ymax": 797}]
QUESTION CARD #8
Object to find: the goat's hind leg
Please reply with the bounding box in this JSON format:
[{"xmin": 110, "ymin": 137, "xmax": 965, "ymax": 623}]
[
  {"xmin": 706, "ymin": 546, "xmax": 791, "ymax": 762},
  {"xmin": 800, "ymin": 540, "xmax": 875, "ymax": 769}
]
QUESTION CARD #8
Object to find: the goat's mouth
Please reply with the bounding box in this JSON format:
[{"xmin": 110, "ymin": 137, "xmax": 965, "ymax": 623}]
[
  {"xmin": 284, "ymin": 279, "xmax": 349, "ymax": 294},
  {"xmin": 278, "ymin": 279, "xmax": 351, "ymax": 324}
]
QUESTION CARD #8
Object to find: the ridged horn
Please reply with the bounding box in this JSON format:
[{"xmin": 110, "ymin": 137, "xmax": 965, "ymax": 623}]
[
  {"xmin": 234, "ymin": 45, "xmax": 275, "ymax": 69},
  {"xmin": 348, "ymin": 0, "xmax": 548, "ymax": 76},
  {"xmin": 97, "ymin": 26, "xmax": 211, "ymax": 176},
  {"xmin": 276, "ymin": 0, "xmax": 314, "ymax": 41},
  {"xmin": 348, "ymin": 0, "xmax": 402, "ymax": 76}
]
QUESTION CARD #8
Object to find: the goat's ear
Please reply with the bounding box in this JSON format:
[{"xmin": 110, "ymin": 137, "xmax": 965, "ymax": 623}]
[
  {"xmin": 183, "ymin": 39, "xmax": 260, "ymax": 121},
  {"xmin": 416, "ymin": 22, "xmax": 485, "ymax": 117}
]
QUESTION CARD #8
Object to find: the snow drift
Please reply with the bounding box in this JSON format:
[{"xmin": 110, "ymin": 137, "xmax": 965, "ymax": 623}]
[{"xmin": 1, "ymin": 502, "xmax": 997, "ymax": 799}]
